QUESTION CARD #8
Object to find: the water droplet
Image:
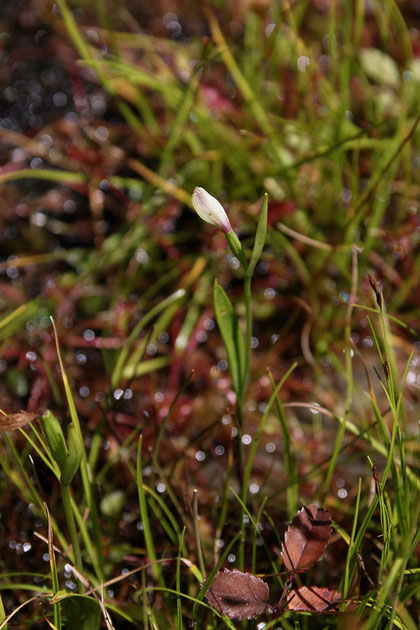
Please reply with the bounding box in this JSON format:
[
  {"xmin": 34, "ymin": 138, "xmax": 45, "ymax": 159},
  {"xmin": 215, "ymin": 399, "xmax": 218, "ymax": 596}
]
[
  {"xmin": 113, "ymin": 389, "xmax": 124, "ymax": 400},
  {"xmin": 297, "ymin": 56, "xmax": 310, "ymax": 72},
  {"xmin": 79, "ymin": 386, "xmax": 90, "ymax": 398}
]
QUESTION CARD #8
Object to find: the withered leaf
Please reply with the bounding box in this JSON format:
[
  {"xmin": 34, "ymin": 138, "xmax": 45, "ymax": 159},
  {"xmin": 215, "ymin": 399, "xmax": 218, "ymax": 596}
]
[
  {"xmin": 0, "ymin": 411, "xmax": 38, "ymax": 431},
  {"xmin": 204, "ymin": 568, "xmax": 269, "ymax": 620},
  {"xmin": 286, "ymin": 586, "xmax": 341, "ymax": 612},
  {"xmin": 281, "ymin": 504, "xmax": 332, "ymax": 572}
]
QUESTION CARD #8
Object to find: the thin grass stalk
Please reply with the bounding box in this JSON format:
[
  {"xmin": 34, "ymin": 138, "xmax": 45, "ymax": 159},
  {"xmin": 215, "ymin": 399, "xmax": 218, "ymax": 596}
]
[
  {"xmin": 231, "ymin": 489, "xmax": 283, "ymax": 588},
  {"xmin": 214, "ymin": 445, "xmax": 233, "ymax": 564},
  {"xmin": 137, "ymin": 436, "xmax": 164, "ymax": 587},
  {"xmin": 61, "ymin": 484, "xmax": 84, "ymax": 593},
  {"xmin": 50, "ymin": 318, "xmax": 105, "ymax": 579},
  {"xmin": 239, "ymin": 273, "xmax": 252, "ymax": 424},
  {"xmin": 45, "ymin": 503, "xmax": 61, "ymax": 629},
  {"xmin": 70, "ymin": 495, "xmax": 102, "ymax": 584},
  {"xmin": 238, "ymin": 362, "xmax": 297, "ymax": 570},
  {"xmin": 0, "ymin": 596, "xmax": 5, "ymax": 630},
  {"xmin": 251, "ymin": 497, "xmax": 267, "ymax": 575},
  {"xmin": 268, "ymin": 369, "xmax": 298, "ymax": 519},
  {"xmin": 176, "ymin": 528, "xmax": 186, "ymax": 630},
  {"xmin": 193, "ymin": 489, "xmax": 206, "ymax": 581},
  {"xmin": 342, "ymin": 477, "xmax": 362, "ymax": 600},
  {"xmin": 322, "ymin": 245, "xmax": 358, "ymax": 503},
  {"xmin": 2, "ymin": 433, "xmax": 69, "ymax": 551}
]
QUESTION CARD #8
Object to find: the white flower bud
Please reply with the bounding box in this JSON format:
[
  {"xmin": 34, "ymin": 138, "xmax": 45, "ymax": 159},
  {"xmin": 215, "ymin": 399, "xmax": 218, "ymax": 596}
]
[{"xmin": 191, "ymin": 187, "xmax": 232, "ymax": 234}]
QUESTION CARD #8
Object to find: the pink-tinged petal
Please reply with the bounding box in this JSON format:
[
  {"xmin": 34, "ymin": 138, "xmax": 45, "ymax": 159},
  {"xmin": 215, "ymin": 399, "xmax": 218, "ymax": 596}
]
[{"xmin": 191, "ymin": 187, "xmax": 232, "ymax": 233}]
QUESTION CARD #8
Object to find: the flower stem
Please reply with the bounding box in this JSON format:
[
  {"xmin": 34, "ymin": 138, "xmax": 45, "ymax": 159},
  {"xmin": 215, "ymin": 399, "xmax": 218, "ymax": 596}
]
[{"xmin": 243, "ymin": 273, "xmax": 252, "ymax": 398}]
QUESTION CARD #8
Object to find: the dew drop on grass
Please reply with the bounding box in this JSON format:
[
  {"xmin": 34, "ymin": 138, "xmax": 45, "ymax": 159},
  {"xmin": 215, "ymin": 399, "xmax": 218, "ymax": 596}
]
[
  {"xmin": 6, "ymin": 266, "xmax": 19, "ymax": 279},
  {"xmin": 195, "ymin": 450, "xmax": 205, "ymax": 462},
  {"xmin": 113, "ymin": 389, "xmax": 124, "ymax": 400},
  {"xmin": 76, "ymin": 352, "xmax": 87, "ymax": 365},
  {"xmin": 297, "ymin": 55, "xmax": 310, "ymax": 71},
  {"xmin": 204, "ymin": 318, "xmax": 215, "ymax": 330},
  {"xmin": 215, "ymin": 445, "xmax": 225, "ymax": 456},
  {"xmin": 242, "ymin": 434, "xmax": 252, "ymax": 445},
  {"xmin": 158, "ymin": 331, "xmax": 169, "ymax": 343}
]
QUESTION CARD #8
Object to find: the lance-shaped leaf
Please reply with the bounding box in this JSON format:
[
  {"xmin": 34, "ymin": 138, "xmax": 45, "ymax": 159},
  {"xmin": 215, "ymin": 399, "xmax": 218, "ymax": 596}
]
[
  {"xmin": 214, "ymin": 281, "xmax": 245, "ymax": 400},
  {"xmin": 0, "ymin": 411, "xmax": 38, "ymax": 431},
  {"xmin": 205, "ymin": 569, "xmax": 269, "ymax": 620},
  {"xmin": 286, "ymin": 586, "xmax": 341, "ymax": 612},
  {"xmin": 60, "ymin": 423, "xmax": 84, "ymax": 486},
  {"xmin": 281, "ymin": 505, "xmax": 332, "ymax": 572},
  {"xmin": 42, "ymin": 410, "xmax": 68, "ymax": 472}
]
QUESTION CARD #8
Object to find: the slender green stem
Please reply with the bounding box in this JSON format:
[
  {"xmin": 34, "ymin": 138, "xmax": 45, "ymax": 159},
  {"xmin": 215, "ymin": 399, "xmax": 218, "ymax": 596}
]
[
  {"xmin": 137, "ymin": 436, "xmax": 164, "ymax": 586},
  {"xmin": 61, "ymin": 484, "xmax": 84, "ymax": 593},
  {"xmin": 193, "ymin": 489, "xmax": 206, "ymax": 580},
  {"xmin": 238, "ymin": 363, "xmax": 297, "ymax": 570},
  {"xmin": 243, "ymin": 273, "xmax": 252, "ymax": 411},
  {"xmin": 236, "ymin": 273, "xmax": 252, "ymax": 426}
]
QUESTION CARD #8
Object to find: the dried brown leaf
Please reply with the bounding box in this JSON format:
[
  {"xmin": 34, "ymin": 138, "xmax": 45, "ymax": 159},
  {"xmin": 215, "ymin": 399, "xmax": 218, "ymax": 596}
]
[
  {"xmin": 281, "ymin": 504, "xmax": 332, "ymax": 572},
  {"xmin": 0, "ymin": 411, "xmax": 38, "ymax": 431},
  {"xmin": 286, "ymin": 586, "xmax": 341, "ymax": 612},
  {"xmin": 204, "ymin": 568, "xmax": 269, "ymax": 620}
]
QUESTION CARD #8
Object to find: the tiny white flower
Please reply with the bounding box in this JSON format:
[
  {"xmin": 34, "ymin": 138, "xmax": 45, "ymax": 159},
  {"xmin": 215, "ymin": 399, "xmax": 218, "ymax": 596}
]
[{"xmin": 191, "ymin": 187, "xmax": 232, "ymax": 234}]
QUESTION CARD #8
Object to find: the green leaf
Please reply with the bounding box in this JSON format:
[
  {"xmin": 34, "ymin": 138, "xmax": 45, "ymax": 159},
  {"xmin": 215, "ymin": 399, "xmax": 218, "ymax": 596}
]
[
  {"xmin": 61, "ymin": 595, "xmax": 101, "ymax": 630},
  {"xmin": 247, "ymin": 193, "xmax": 268, "ymax": 277},
  {"xmin": 42, "ymin": 410, "xmax": 68, "ymax": 474},
  {"xmin": 213, "ymin": 281, "xmax": 245, "ymax": 400},
  {"xmin": 61, "ymin": 423, "xmax": 84, "ymax": 486}
]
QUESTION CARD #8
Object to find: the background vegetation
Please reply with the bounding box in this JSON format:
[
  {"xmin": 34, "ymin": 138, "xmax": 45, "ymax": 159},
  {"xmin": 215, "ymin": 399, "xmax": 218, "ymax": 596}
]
[{"xmin": 0, "ymin": 0, "xmax": 419, "ymax": 627}]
